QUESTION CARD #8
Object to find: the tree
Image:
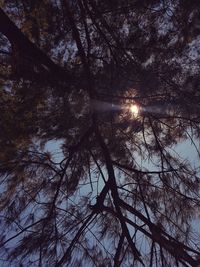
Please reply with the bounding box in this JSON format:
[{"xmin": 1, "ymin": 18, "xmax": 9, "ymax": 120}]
[{"xmin": 0, "ymin": 0, "xmax": 200, "ymax": 266}]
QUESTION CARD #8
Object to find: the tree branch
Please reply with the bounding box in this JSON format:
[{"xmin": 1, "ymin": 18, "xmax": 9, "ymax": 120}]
[{"xmin": 0, "ymin": 7, "xmax": 73, "ymax": 82}]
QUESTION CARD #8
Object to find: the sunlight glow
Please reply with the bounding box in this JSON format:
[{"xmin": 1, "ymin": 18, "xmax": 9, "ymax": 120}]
[{"xmin": 130, "ymin": 104, "xmax": 139, "ymax": 117}]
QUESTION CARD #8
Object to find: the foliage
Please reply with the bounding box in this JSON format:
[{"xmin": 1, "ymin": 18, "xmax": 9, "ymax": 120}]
[{"xmin": 0, "ymin": 0, "xmax": 200, "ymax": 266}]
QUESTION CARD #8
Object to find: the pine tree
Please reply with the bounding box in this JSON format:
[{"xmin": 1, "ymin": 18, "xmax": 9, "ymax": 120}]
[{"xmin": 0, "ymin": 1, "xmax": 200, "ymax": 266}]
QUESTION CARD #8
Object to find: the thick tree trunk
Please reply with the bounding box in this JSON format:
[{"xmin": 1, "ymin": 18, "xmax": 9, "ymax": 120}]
[{"xmin": 0, "ymin": 7, "xmax": 71, "ymax": 82}]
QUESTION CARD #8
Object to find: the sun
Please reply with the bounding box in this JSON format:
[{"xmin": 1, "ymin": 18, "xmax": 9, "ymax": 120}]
[{"xmin": 130, "ymin": 104, "xmax": 139, "ymax": 117}]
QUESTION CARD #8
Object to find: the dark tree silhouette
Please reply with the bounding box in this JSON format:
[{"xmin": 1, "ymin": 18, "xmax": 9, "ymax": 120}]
[{"xmin": 1, "ymin": 0, "xmax": 200, "ymax": 266}]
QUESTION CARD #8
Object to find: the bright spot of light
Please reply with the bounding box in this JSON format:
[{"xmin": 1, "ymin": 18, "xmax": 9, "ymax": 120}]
[{"xmin": 130, "ymin": 104, "xmax": 139, "ymax": 117}]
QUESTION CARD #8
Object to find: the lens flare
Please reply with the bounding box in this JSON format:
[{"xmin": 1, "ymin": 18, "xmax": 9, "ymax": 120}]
[{"xmin": 130, "ymin": 104, "xmax": 139, "ymax": 117}]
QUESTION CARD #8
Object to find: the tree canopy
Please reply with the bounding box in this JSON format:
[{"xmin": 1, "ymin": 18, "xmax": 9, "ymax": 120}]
[{"xmin": 1, "ymin": 0, "xmax": 200, "ymax": 266}]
